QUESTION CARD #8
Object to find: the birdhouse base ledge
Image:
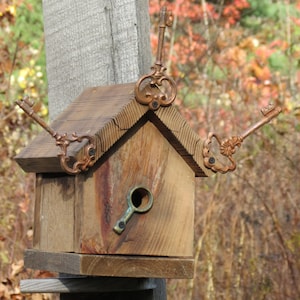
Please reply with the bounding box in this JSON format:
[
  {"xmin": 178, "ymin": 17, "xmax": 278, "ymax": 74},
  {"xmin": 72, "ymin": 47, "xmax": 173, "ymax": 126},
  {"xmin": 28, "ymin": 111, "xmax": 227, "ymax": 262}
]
[{"xmin": 24, "ymin": 249, "xmax": 194, "ymax": 279}]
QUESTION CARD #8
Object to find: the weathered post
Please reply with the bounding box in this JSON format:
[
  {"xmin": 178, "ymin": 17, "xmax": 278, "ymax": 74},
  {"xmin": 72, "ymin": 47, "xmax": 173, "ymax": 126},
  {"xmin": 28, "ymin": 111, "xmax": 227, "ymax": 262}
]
[
  {"xmin": 43, "ymin": 0, "xmax": 151, "ymax": 120},
  {"xmin": 20, "ymin": 0, "xmax": 166, "ymax": 299}
]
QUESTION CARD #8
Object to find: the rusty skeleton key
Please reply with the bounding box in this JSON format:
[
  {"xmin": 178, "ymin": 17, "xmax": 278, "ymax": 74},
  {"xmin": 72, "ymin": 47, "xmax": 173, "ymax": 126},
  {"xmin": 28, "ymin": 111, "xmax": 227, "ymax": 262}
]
[
  {"xmin": 135, "ymin": 6, "xmax": 177, "ymax": 110},
  {"xmin": 16, "ymin": 96, "xmax": 96, "ymax": 175},
  {"xmin": 203, "ymin": 103, "xmax": 282, "ymax": 173}
]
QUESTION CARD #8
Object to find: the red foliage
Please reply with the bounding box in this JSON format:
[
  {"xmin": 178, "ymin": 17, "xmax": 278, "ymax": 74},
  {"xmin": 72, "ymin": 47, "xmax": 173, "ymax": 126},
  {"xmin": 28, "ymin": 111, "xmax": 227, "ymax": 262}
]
[
  {"xmin": 150, "ymin": 0, "xmax": 249, "ymax": 25},
  {"xmin": 222, "ymin": 0, "xmax": 250, "ymax": 25},
  {"xmin": 172, "ymin": 31, "xmax": 207, "ymax": 65}
]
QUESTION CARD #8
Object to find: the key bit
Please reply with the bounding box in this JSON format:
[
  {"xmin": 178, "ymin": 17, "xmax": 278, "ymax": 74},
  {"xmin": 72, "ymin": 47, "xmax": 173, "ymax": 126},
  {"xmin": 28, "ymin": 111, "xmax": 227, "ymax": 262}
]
[{"xmin": 203, "ymin": 103, "xmax": 282, "ymax": 173}]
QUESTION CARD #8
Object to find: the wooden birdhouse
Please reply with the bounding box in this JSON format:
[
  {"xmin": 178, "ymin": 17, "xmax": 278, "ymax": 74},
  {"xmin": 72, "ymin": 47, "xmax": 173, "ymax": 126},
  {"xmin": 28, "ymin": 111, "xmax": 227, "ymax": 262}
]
[
  {"xmin": 15, "ymin": 78, "xmax": 212, "ymax": 278},
  {"xmin": 15, "ymin": 7, "xmax": 281, "ymax": 280}
]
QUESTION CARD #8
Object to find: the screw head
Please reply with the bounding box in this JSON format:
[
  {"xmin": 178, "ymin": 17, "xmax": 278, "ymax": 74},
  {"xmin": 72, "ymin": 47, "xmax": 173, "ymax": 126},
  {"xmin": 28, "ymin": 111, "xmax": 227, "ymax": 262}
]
[
  {"xmin": 88, "ymin": 147, "xmax": 96, "ymax": 157},
  {"xmin": 150, "ymin": 100, "xmax": 159, "ymax": 110},
  {"xmin": 118, "ymin": 221, "xmax": 126, "ymax": 229},
  {"xmin": 209, "ymin": 157, "xmax": 215, "ymax": 164}
]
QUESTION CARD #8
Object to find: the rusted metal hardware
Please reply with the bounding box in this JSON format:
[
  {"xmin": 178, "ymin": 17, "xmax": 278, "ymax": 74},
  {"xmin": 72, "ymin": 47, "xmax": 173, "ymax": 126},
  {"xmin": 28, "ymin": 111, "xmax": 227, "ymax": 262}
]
[
  {"xmin": 114, "ymin": 186, "xmax": 154, "ymax": 234},
  {"xmin": 135, "ymin": 6, "xmax": 177, "ymax": 110},
  {"xmin": 16, "ymin": 96, "xmax": 96, "ymax": 175},
  {"xmin": 203, "ymin": 103, "xmax": 282, "ymax": 173}
]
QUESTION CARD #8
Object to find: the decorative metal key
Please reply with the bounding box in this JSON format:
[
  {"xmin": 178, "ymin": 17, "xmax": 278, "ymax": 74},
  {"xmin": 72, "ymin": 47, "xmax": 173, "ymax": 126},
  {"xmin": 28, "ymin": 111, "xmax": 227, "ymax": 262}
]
[
  {"xmin": 203, "ymin": 103, "xmax": 282, "ymax": 173},
  {"xmin": 135, "ymin": 6, "xmax": 177, "ymax": 110},
  {"xmin": 114, "ymin": 186, "xmax": 154, "ymax": 234},
  {"xmin": 16, "ymin": 96, "xmax": 96, "ymax": 175}
]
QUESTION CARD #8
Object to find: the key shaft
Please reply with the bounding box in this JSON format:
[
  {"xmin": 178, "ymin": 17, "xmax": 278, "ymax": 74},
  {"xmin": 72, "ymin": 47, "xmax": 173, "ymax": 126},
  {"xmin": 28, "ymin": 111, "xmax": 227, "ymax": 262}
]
[
  {"xmin": 240, "ymin": 104, "xmax": 282, "ymax": 141},
  {"xmin": 16, "ymin": 96, "xmax": 60, "ymax": 139},
  {"xmin": 155, "ymin": 7, "xmax": 173, "ymax": 66},
  {"xmin": 202, "ymin": 103, "xmax": 282, "ymax": 173}
]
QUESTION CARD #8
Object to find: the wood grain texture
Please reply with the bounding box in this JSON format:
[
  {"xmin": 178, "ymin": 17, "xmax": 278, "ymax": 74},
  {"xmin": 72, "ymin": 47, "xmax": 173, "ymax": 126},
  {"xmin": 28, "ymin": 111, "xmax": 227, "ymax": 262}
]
[
  {"xmin": 33, "ymin": 174, "xmax": 42, "ymax": 249},
  {"xmin": 15, "ymin": 84, "xmax": 211, "ymax": 177},
  {"xmin": 36, "ymin": 174, "xmax": 75, "ymax": 252},
  {"xmin": 78, "ymin": 121, "xmax": 195, "ymax": 257},
  {"xmin": 15, "ymin": 83, "xmax": 147, "ymax": 173},
  {"xmin": 24, "ymin": 250, "xmax": 194, "ymax": 278},
  {"xmin": 152, "ymin": 107, "xmax": 213, "ymax": 177},
  {"xmin": 32, "ymin": 121, "xmax": 196, "ymax": 257},
  {"xmin": 42, "ymin": 0, "xmax": 151, "ymax": 120}
]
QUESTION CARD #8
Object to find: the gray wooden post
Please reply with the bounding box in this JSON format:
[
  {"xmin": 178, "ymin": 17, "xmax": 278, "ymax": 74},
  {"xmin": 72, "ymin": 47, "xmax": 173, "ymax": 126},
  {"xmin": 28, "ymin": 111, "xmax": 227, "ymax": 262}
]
[
  {"xmin": 40, "ymin": 0, "xmax": 166, "ymax": 299},
  {"xmin": 43, "ymin": 0, "xmax": 151, "ymax": 120}
]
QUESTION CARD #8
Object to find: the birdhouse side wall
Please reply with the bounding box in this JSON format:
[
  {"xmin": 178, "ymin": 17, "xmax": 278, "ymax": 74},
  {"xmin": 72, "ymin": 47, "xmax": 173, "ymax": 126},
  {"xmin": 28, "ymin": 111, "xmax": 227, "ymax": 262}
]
[{"xmin": 33, "ymin": 174, "xmax": 76, "ymax": 252}]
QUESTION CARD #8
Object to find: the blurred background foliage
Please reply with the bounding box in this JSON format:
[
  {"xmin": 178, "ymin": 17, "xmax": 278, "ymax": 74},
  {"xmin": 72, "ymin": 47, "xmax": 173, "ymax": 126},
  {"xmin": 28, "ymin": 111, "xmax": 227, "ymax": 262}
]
[
  {"xmin": 0, "ymin": 0, "xmax": 300, "ymax": 299},
  {"xmin": 149, "ymin": 1, "xmax": 300, "ymax": 299},
  {"xmin": 0, "ymin": 1, "xmax": 49, "ymax": 298}
]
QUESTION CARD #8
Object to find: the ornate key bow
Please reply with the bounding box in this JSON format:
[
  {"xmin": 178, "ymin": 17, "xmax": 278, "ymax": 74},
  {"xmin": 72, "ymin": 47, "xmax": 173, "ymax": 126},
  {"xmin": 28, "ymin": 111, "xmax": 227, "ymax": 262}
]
[
  {"xmin": 16, "ymin": 96, "xmax": 96, "ymax": 175},
  {"xmin": 135, "ymin": 6, "xmax": 177, "ymax": 110},
  {"xmin": 203, "ymin": 103, "xmax": 282, "ymax": 173}
]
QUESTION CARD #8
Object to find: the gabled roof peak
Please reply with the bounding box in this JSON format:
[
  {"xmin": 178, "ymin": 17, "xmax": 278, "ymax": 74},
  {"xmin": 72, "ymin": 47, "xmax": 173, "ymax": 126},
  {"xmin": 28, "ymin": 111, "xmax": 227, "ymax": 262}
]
[{"xmin": 15, "ymin": 82, "xmax": 211, "ymax": 177}]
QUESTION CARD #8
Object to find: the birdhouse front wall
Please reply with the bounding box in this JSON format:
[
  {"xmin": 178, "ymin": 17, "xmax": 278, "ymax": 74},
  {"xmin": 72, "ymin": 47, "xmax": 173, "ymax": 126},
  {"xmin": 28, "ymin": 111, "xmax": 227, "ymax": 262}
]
[{"xmin": 34, "ymin": 121, "xmax": 195, "ymax": 258}]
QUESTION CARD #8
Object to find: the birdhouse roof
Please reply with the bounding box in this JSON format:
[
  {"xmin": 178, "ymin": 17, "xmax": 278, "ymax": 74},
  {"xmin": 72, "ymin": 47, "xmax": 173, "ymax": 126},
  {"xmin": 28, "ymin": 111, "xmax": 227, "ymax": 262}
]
[{"xmin": 15, "ymin": 82, "xmax": 211, "ymax": 177}]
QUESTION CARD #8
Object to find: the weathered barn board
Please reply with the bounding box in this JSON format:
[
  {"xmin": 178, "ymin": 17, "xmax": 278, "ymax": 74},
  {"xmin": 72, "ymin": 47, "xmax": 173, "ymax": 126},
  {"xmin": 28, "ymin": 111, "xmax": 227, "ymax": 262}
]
[
  {"xmin": 33, "ymin": 174, "xmax": 76, "ymax": 251},
  {"xmin": 77, "ymin": 121, "xmax": 195, "ymax": 256},
  {"xmin": 42, "ymin": 0, "xmax": 151, "ymax": 120},
  {"xmin": 24, "ymin": 250, "xmax": 194, "ymax": 278}
]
